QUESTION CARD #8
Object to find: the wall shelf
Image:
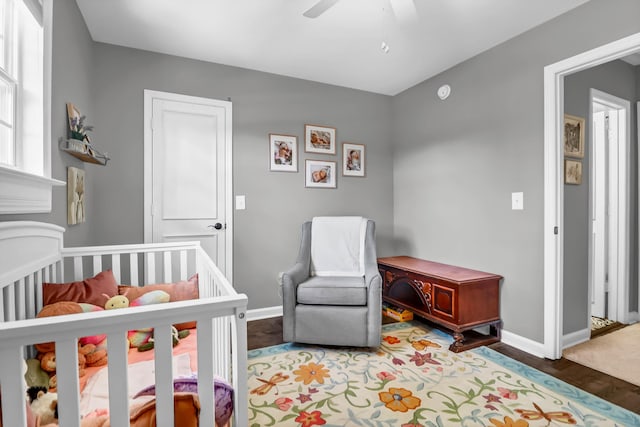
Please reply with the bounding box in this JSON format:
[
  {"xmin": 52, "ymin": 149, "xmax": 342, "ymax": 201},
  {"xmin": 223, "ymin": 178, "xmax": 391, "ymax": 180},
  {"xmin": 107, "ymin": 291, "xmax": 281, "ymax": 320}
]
[{"xmin": 59, "ymin": 139, "xmax": 110, "ymax": 166}]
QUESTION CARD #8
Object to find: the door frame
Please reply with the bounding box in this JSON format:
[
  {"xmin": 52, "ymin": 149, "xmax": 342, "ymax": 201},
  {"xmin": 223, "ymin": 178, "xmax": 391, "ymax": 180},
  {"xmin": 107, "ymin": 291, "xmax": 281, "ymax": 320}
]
[
  {"xmin": 143, "ymin": 89, "xmax": 234, "ymax": 281},
  {"xmin": 587, "ymin": 89, "xmax": 631, "ymax": 325},
  {"xmin": 543, "ymin": 32, "xmax": 640, "ymax": 359}
]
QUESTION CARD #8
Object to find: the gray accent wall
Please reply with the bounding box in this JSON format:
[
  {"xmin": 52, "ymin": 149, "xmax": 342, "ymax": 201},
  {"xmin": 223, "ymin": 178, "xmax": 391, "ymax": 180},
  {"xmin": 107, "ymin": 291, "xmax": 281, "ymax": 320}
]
[
  {"xmin": 564, "ymin": 60, "xmax": 639, "ymax": 334},
  {"xmin": 89, "ymin": 43, "xmax": 394, "ymax": 310},
  {"xmin": 391, "ymin": 0, "xmax": 640, "ymax": 343},
  {"xmin": 3, "ymin": 0, "xmax": 640, "ymax": 344}
]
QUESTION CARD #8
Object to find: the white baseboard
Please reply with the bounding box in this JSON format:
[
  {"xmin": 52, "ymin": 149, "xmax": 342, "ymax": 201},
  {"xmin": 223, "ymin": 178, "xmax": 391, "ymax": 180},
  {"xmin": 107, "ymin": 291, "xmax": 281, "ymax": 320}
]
[
  {"xmin": 500, "ymin": 329, "xmax": 546, "ymax": 358},
  {"xmin": 247, "ymin": 305, "xmax": 283, "ymax": 321},
  {"xmin": 628, "ymin": 311, "xmax": 639, "ymax": 324},
  {"xmin": 562, "ymin": 327, "xmax": 590, "ymax": 349}
]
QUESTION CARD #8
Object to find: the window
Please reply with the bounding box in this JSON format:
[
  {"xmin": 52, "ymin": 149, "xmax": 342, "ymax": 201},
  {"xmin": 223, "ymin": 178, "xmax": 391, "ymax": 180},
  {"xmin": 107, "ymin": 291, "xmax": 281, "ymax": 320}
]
[{"xmin": 0, "ymin": 0, "xmax": 61, "ymax": 214}]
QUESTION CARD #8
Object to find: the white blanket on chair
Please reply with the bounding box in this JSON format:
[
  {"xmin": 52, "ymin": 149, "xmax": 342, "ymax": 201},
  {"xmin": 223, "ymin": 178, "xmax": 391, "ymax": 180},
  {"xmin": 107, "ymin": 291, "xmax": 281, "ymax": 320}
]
[{"xmin": 310, "ymin": 216, "xmax": 367, "ymax": 277}]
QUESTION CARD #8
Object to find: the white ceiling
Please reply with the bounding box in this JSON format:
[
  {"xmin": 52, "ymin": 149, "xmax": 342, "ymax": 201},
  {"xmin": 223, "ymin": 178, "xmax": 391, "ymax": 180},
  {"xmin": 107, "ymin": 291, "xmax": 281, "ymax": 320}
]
[{"xmin": 76, "ymin": 0, "xmax": 593, "ymax": 96}]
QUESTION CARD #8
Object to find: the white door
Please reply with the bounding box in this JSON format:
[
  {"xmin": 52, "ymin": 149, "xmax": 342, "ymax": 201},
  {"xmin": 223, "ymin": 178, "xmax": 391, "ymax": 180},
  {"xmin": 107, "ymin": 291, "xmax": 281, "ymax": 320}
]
[
  {"xmin": 590, "ymin": 108, "xmax": 607, "ymax": 318},
  {"xmin": 143, "ymin": 90, "xmax": 232, "ymax": 278},
  {"xmin": 588, "ymin": 89, "xmax": 630, "ymax": 324}
]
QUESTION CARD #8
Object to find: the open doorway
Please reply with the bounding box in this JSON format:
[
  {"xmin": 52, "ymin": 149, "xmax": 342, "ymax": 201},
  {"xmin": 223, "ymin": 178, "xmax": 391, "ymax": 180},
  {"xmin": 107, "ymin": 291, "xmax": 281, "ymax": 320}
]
[
  {"xmin": 588, "ymin": 89, "xmax": 631, "ymax": 335},
  {"xmin": 544, "ymin": 32, "xmax": 640, "ymax": 359}
]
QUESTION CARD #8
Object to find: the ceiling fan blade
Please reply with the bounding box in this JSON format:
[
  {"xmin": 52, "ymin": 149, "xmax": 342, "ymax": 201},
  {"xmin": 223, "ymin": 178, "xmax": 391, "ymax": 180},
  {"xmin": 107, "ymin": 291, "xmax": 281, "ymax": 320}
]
[
  {"xmin": 389, "ymin": 0, "xmax": 418, "ymax": 23},
  {"xmin": 303, "ymin": 0, "xmax": 340, "ymax": 18}
]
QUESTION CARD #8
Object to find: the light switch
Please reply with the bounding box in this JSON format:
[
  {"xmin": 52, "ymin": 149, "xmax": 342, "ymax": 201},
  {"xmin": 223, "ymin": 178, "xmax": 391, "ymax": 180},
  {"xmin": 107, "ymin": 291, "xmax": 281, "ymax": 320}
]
[
  {"xmin": 512, "ymin": 192, "xmax": 524, "ymax": 210},
  {"xmin": 235, "ymin": 195, "xmax": 246, "ymax": 210}
]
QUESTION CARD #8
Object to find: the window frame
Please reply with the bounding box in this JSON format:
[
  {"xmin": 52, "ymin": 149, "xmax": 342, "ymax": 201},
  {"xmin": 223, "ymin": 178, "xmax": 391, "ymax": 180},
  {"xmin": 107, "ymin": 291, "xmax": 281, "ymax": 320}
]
[{"xmin": 0, "ymin": 0, "xmax": 63, "ymax": 214}]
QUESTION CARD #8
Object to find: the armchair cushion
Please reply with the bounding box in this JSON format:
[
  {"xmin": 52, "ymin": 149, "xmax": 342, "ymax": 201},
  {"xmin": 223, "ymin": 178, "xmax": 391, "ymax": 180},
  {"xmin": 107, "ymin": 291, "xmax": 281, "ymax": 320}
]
[{"xmin": 297, "ymin": 276, "xmax": 367, "ymax": 306}]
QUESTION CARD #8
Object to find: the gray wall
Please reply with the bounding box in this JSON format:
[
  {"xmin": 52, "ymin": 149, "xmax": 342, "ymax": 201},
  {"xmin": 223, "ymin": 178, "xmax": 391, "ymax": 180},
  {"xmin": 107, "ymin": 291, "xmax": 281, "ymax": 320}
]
[
  {"xmin": 4, "ymin": 0, "xmax": 640, "ymax": 344},
  {"xmin": 563, "ymin": 60, "xmax": 639, "ymax": 334},
  {"xmin": 391, "ymin": 0, "xmax": 640, "ymax": 343},
  {"xmin": 1, "ymin": 0, "xmax": 394, "ymax": 311},
  {"xmin": 1, "ymin": 0, "xmax": 95, "ymax": 246},
  {"xmin": 89, "ymin": 44, "xmax": 394, "ymax": 310}
]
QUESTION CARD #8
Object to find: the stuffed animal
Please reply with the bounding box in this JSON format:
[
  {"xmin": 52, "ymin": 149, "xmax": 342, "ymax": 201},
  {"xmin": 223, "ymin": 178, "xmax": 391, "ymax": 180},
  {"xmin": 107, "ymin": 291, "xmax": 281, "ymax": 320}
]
[
  {"xmin": 103, "ymin": 290, "xmax": 172, "ymax": 349},
  {"xmin": 38, "ymin": 343, "xmax": 90, "ymax": 390},
  {"xmin": 25, "ymin": 358, "xmax": 51, "ymax": 389},
  {"xmin": 27, "ymin": 386, "xmax": 58, "ymax": 425},
  {"xmin": 137, "ymin": 326, "xmax": 190, "ymax": 352},
  {"xmin": 81, "ymin": 342, "xmax": 108, "ymax": 367},
  {"xmin": 103, "ymin": 294, "xmax": 130, "ymax": 310},
  {"xmin": 38, "ymin": 351, "xmax": 59, "ymax": 391}
]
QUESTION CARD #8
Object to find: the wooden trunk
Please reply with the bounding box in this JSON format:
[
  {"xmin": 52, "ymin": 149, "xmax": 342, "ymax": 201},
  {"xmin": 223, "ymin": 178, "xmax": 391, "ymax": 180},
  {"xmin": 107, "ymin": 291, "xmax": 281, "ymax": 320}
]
[{"xmin": 378, "ymin": 256, "xmax": 503, "ymax": 352}]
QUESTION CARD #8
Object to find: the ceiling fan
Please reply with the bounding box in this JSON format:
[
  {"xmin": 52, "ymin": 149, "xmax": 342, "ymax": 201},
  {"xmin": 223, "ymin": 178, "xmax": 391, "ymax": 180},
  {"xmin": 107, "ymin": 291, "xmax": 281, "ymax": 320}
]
[{"xmin": 303, "ymin": 0, "xmax": 417, "ymax": 22}]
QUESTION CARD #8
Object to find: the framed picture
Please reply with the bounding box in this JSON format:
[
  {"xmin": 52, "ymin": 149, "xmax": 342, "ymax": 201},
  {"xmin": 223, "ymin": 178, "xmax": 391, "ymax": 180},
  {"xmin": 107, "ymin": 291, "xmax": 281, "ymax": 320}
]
[
  {"xmin": 342, "ymin": 142, "xmax": 365, "ymax": 177},
  {"xmin": 67, "ymin": 167, "xmax": 86, "ymax": 225},
  {"xmin": 564, "ymin": 114, "xmax": 585, "ymax": 158},
  {"xmin": 565, "ymin": 159, "xmax": 582, "ymax": 185},
  {"xmin": 269, "ymin": 133, "xmax": 298, "ymax": 172},
  {"xmin": 305, "ymin": 124, "xmax": 336, "ymax": 154},
  {"xmin": 305, "ymin": 159, "xmax": 336, "ymax": 188}
]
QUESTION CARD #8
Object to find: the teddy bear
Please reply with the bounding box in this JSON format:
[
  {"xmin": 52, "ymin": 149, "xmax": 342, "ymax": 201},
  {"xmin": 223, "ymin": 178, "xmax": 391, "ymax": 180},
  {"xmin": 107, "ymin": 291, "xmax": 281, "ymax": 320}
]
[
  {"xmin": 38, "ymin": 342, "xmax": 102, "ymax": 390},
  {"xmin": 81, "ymin": 342, "xmax": 108, "ymax": 368},
  {"xmin": 27, "ymin": 386, "xmax": 58, "ymax": 425}
]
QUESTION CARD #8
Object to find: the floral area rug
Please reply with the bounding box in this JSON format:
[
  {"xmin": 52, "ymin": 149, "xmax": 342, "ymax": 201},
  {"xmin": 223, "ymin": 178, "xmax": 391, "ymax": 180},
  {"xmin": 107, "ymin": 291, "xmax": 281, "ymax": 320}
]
[{"xmin": 247, "ymin": 321, "xmax": 640, "ymax": 427}]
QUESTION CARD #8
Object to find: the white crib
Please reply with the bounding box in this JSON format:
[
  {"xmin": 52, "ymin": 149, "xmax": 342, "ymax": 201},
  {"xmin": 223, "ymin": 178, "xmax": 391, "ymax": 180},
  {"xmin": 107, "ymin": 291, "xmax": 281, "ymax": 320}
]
[{"xmin": 0, "ymin": 221, "xmax": 248, "ymax": 427}]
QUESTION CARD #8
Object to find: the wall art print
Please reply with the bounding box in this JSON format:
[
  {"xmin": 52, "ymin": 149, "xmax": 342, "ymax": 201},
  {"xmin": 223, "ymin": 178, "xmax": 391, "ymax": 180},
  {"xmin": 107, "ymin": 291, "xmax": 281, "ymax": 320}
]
[
  {"xmin": 269, "ymin": 133, "xmax": 298, "ymax": 172},
  {"xmin": 67, "ymin": 166, "xmax": 85, "ymax": 224},
  {"xmin": 305, "ymin": 124, "xmax": 336, "ymax": 155}
]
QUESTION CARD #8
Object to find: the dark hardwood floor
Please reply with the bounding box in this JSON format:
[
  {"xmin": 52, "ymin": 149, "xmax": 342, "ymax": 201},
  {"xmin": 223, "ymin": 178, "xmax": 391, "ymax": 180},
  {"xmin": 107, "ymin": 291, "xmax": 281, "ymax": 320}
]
[{"xmin": 247, "ymin": 316, "xmax": 640, "ymax": 414}]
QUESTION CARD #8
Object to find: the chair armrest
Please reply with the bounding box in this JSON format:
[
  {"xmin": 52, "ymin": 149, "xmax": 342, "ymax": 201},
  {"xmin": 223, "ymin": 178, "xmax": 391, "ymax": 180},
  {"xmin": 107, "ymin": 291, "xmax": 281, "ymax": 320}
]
[
  {"xmin": 364, "ymin": 257, "xmax": 382, "ymax": 290},
  {"xmin": 365, "ymin": 268, "xmax": 382, "ymax": 297},
  {"xmin": 281, "ymin": 262, "xmax": 309, "ymax": 342},
  {"xmin": 280, "ymin": 262, "xmax": 309, "ymax": 288}
]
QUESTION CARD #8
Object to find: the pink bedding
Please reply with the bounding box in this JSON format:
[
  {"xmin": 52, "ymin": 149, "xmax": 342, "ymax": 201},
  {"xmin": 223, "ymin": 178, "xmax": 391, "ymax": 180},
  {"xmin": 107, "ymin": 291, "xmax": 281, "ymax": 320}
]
[
  {"xmin": 73, "ymin": 329, "xmax": 233, "ymax": 427},
  {"xmin": 79, "ymin": 330, "xmax": 200, "ymax": 392}
]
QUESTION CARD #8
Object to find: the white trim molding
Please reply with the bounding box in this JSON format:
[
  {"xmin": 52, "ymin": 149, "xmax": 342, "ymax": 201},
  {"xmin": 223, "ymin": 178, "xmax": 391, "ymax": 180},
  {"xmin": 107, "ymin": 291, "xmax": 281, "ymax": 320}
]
[
  {"xmin": 247, "ymin": 305, "xmax": 283, "ymax": 322},
  {"xmin": 501, "ymin": 329, "xmax": 546, "ymax": 358},
  {"xmin": 562, "ymin": 328, "xmax": 590, "ymax": 350},
  {"xmin": 543, "ymin": 31, "xmax": 640, "ymax": 359},
  {"xmin": 0, "ymin": 167, "xmax": 64, "ymax": 214}
]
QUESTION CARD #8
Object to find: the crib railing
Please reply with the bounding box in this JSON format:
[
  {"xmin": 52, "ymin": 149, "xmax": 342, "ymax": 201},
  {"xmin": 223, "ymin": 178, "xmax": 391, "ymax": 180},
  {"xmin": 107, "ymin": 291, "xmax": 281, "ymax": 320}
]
[
  {"xmin": 61, "ymin": 241, "xmax": 210, "ymax": 287},
  {"xmin": 0, "ymin": 294, "xmax": 247, "ymax": 427},
  {"xmin": 0, "ymin": 240, "xmax": 235, "ymax": 323},
  {"xmin": 0, "ymin": 235, "xmax": 248, "ymax": 427}
]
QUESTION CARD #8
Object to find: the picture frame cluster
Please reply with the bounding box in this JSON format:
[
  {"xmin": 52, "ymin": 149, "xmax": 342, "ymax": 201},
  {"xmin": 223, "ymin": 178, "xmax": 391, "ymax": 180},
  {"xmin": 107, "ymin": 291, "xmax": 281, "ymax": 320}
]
[
  {"xmin": 563, "ymin": 113, "xmax": 584, "ymax": 185},
  {"xmin": 269, "ymin": 124, "xmax": 366, "ymax": 188}
]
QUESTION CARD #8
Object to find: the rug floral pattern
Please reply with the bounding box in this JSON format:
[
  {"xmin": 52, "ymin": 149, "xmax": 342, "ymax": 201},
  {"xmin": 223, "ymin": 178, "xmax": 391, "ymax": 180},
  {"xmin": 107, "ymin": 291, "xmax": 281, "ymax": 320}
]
[{"xmin": 247, "ymin": 322, "xmax": 640, "ymax": 427}]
